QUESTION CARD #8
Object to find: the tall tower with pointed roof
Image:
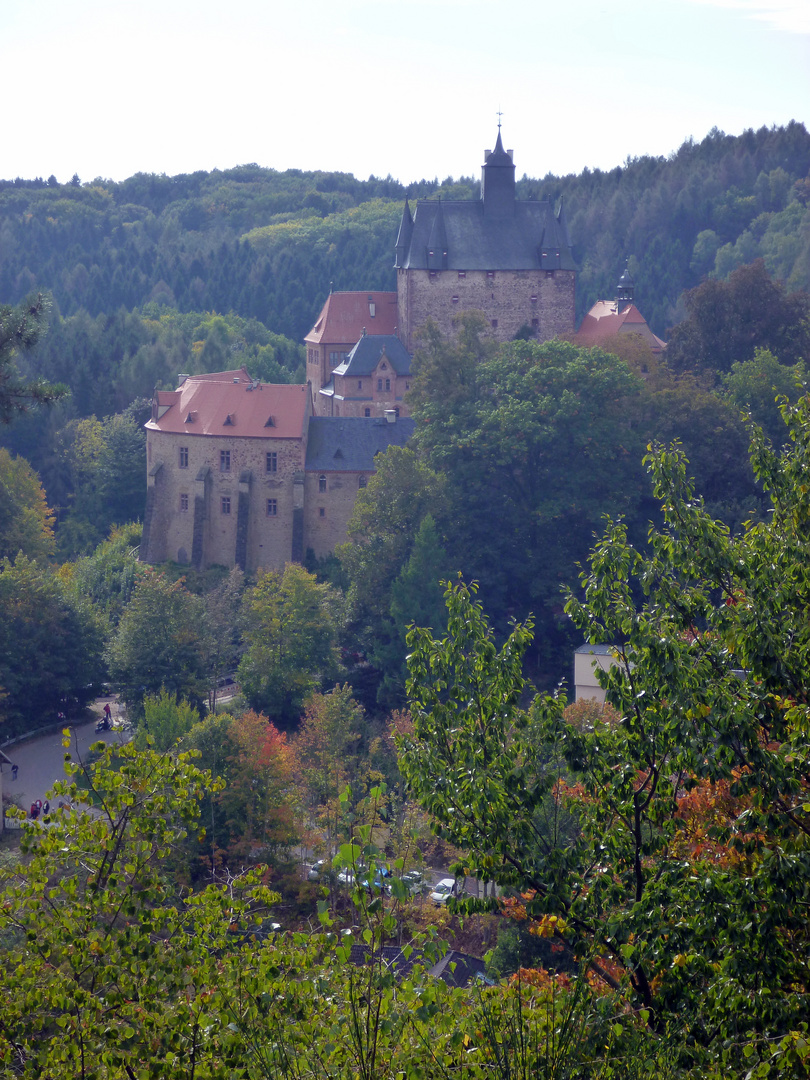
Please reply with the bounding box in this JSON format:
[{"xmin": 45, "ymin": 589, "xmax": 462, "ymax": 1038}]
[{"xmin": 394, "ymin": 131, "xmax": 575, "ymax": 350}]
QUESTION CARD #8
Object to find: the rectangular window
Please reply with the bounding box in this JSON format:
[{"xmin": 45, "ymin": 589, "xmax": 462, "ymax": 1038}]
[
  {"xmin": 364, "ymin": 407, "xmax": 371, "ymax": 417},
  {"xmin": 452, "ymin": 295, "xmax": 459, "ymax": 303},
  {"xmin": 385, "ymin": 378, "xmax": 391, "ymax": 391},
  {"xmin": 357, "ymin": 380, "xmax": 363, "ymax": 390},
  {"xmin": 267, "ymin": 498, "xmax": 277, "ymax": 516},
  {"xmin": 487, "ymin": 271, "xmax": 496, "ymax": 280},
  {"xmin": 491, "ymin": 319, "xmax": 498, "ymax": 329},
  {"xmin": 458, "ymin": 271, "xmax": 466, "ymax": 280},
  {"xmin": 220, "ymin": 450, "xmax": 230, "ymax": 472},
  {"xmin": 179, "ymin": 446, "xmax": 188, "ymax": 468},
  {"xmin": 221, "ymin": 496, "xmax": 231, "ymax": 514},
  {"xmin": 377, "ymin": 378, "xmax": 383, "ymax": 391},
  {"xmin": 319, "ymin": 507, "xmax": 325, "ymax": 518},
  {"xmin": 179, "ymin": 493, "xmax": 189, "ymax": 512},
  {"xmin": 266, "ymin": 451, "xmax": 277, "ymax": 473}
]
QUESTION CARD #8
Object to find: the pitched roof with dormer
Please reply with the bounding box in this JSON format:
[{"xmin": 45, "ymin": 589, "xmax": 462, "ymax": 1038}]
[
  {"xmin": 305, "ymin": 291, "xmax": 399, "ymax": 346},
  {"xmin": 394, "ymin": 131, "xmax": 575, "ymax": 272},
  {"xmin": 332, "ymin": 334, "xmax": 411, "ymax": 379},
  {"xmin": 146, "ymin": 369, "xmax": 310, "ymax": 439},
  {"xmin": 305, "ymin": 416, "xmax": 415, "ymax": 472}
]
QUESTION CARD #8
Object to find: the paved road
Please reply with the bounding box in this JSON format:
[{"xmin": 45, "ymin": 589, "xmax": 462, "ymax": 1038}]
[{"xmin": 3, "ymin": 703, "xmax": 131, "ymax": 814}]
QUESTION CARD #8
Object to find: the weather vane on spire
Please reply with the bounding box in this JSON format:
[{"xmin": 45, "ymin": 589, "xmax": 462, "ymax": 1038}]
[{"xmin": 496, "ymin": 108, "xmax": 503, "ymax": 130}]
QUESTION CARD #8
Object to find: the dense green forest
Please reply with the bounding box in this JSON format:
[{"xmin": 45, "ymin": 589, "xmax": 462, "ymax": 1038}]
[
  {"xmin": 2, "ymin": 123, "xmax": 810, "ymax": 1076},
  {"xmin": 1, "ymin": 122, "xmax": 808, "ymax": 343}
]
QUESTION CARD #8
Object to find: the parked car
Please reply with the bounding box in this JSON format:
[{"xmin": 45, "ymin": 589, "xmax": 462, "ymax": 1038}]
[
  {"xmin": 429, "ymin": 877, "xmax": 459, "ymax": 905},
  {"xmin": 401, "ymin": 870, "xmax": 429, "ymax": 896},
  {"xmin": 307, "ymin": 859, "xmax": 327, "ymax": 882}
]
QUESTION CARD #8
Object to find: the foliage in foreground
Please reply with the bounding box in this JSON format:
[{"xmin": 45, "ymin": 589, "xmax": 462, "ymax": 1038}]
[
  {"xmin": 0, "ymin": 737, "xmax": 691, "ymax": 1079},
  {"xmin": 400, "ymin": 398, "xmax": 810, "ymax": 1075}
]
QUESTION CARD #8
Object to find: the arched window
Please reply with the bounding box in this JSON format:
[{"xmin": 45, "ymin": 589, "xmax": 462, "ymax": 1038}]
[
  {"xmin": 319, "ymin": 475, "xmax": 327, "ymax": 493},
  {"xmin": 358, "ymin": 475, "xmax": 367, "ymax": 489}
]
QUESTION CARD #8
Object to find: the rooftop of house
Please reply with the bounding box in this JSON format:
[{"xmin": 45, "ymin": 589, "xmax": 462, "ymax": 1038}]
[
  {"xmin": 146, "ymin": 369, "xmax": 310, "ymax": 439},
  {"xmin": 305, "ymin": 416, "xmax": 415, "ymax": 472},
  {"xmin": 574, "ymin": 643, "xmax": 617, "ymax": 656},
  {"xmin": 331, "ymin": 334, "xmax": 411, "ymax": 379},
  {"xmin": 575, "ymin": 301, "xmax": 666, "ymax": 352},
  {"xmin": 305, "ymin": 291, "xmax": 399, "ymax": 346}
]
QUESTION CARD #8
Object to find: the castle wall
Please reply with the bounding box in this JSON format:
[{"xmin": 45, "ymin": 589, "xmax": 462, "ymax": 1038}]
[
  {"xmin": 397, "ymin": 267, "xmax": 575, "ymax": 350},
  {"xmin": 144, "ymin": 429, "xmax": 305, "ymax": 572},
  {"xmin": 303, "ymin": 470, "xmax": 370, "ymax": 560}
]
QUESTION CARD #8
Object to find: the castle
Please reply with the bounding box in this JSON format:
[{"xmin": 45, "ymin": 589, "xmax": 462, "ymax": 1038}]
[{"xmin": 141, "ymin": 130, "xmax": 583, "ymax": 575}]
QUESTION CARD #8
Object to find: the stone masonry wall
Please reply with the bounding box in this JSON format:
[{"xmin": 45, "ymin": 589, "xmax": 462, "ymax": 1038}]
[
  {"xmin": 397, "ymin": 268, "xmax": 575, "ymax": 351},
  {"xmin": 143, "ymin": 429, "xmax": 305, "ymax": 573},
  {"xmin": 303, "ymin": 470, "xmax": 370, "ymax": 560}
]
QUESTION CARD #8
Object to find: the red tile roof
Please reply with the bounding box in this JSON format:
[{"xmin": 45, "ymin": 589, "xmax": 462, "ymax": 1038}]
[
  {"xmin": 305, "ymin": 291, "xmax": 398, "ymax": 346},
  {"xmin": 575, "ymin": 302, "xmax": 666, "ymax": 352},
  {"xmin": 146, "ymin": 370, "xmax": 309, "ymax": 439}
]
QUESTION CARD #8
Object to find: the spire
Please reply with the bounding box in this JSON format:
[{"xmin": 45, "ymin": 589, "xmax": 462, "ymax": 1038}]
[
  {"xmin": 616, "ymin": 260, "xmax": 634, "ymax": 313},
  {"xmin": 394, "ymin": 199, "xmax": 413, "ymax": 268},
  {"xmin": 426, "ymin": 201, "xmax": 448, "ymax": 270},
  {"xmin": 481, "ymin": 128, "xmax": 515, "ymax": 215}
]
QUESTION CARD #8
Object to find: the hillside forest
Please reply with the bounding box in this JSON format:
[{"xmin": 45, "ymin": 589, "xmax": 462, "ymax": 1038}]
[{"xmin": 1, "ymin": 123, "xmax": 810, "ymax": 1077}]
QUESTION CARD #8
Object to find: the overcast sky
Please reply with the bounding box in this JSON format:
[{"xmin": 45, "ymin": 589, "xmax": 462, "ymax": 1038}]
[{"xmin": 1, "ymin": 0, "xmax": 807, "ymax": 186}]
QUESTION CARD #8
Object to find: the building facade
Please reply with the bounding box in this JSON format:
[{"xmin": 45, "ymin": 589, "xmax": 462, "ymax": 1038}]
[
  {"xmin": 574, "ymin": 265, "xmax": 666, "ymax": 355},
  {"xmin": 141, "ymin": 370, "xmax": 415, "ymax": 574},
  {"xmin": 394, "ymin": 132, "xmax": 576, "ymax": 351}
]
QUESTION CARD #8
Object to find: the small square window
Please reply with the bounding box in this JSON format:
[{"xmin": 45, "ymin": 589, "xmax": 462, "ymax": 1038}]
[
  {"xmin": 267, "ymin": 498, "xmax": 277, "ymax": 516},
  {"xmin": 491, "ymin": 319, "xmax": 498, "ymax": 329},
  {"xmin": 221, "ymin": 496, "xmax": 231, "ymax": 514},
  {"xmin": 458, "ymin": 271, "xmax": 466, "ymax": 280},
  {"xmin": 429, "ymin": 270, "xmax": 437, "ymax": 280},
  {"xmin": 179, "ymin": 493, "xmax": 189, "ymax": 512},
  {"xmin": 452, "ymin": 295, "xmax": 459, "ymax": 303},
  {"xmin": 266, "ymin": 451, "xmax": 277, "ymax": 474},
  {"xmin": 319, "ymin": 507, "xmax": 325, "ymax": 518},
  {"xmin": 530, "ymin": 295, "xmax": 538, "ymax": 304},
  {"xmin": 179, "ymin": 446, "xmax": 188, "ymax": 468},
  {"xmin": 220, "ymin": 450, "xmax": 230, "ymax": 472},
  {"xmin": 487, "ymin": 271, "xmax": 495, "ymax": 280}
]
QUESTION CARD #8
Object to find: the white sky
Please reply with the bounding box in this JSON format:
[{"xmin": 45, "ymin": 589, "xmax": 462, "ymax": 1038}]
[{"xmin": 1, "ymin": 0, "xmax": 808, "ymax": 185}]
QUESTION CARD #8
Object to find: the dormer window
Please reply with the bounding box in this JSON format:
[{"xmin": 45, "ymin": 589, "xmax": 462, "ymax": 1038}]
[{"xmin": 381, "ymin": 362, "xmax": 387, "ymax": 370}]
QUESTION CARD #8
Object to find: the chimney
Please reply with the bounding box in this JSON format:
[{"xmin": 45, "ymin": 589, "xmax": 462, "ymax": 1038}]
[
  {"xmin": 384, "ymin": 409, "xmax": 396, "ymax": 424},
  {"xmin": 177, "ymin": 373, "xmax": 189, "ymax": 387}
]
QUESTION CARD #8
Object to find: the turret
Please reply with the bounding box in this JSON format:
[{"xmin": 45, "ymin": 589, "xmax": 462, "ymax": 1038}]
[
  {"xmin": 394, "ymin": 199, "xmax": 413, "ymax": 267},
  {"xmin": 616, "ymin": 261, "xmax": 634, "ymax": 313},
  {"xmin": 481, "ymin": 130, "xmax": 516, "ymax": 216}
]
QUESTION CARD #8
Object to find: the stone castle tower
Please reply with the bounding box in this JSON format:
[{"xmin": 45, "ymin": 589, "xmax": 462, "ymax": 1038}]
[{"xmin": 393, "ymin": 130, "xmax": 576, "ymax": 351}]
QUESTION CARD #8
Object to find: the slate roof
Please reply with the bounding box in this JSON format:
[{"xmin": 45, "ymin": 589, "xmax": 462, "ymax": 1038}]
[
  {"xmin": 305, "ymin": 291, "xmax": 398, "ymax": 346},
  {"xmin": 305, "ymin": 416, "xmax": 415, "ymax": 472},
  {"xmin": 332, "ymin": 334, "xmax": 411, "ymax": 378},
  {"xmin": 146, "ymin": 369, "xmax": 309, "ymax": 440},
  {"xmin": 394, "ymin": 132, "xmax": 575, "ymax": 272}
]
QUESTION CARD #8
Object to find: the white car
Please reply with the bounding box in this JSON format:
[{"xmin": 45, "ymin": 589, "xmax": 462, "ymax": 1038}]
[{"xmin": 429, "ymin": 878, "xmax": 458, "ymax": 905}]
